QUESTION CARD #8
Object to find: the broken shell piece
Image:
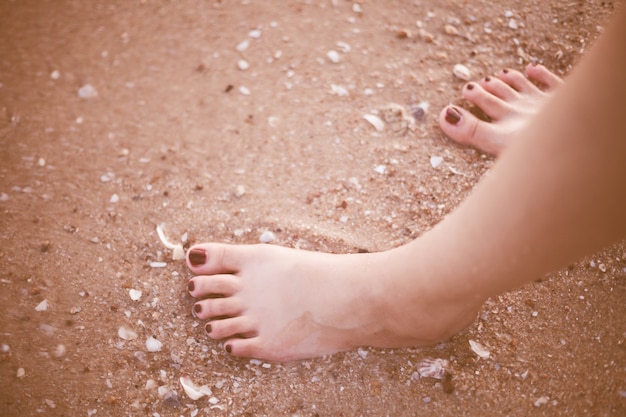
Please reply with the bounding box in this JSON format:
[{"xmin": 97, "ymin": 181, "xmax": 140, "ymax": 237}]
[
  {"xmin": 469, "ymin": 339, "xmax": 490, "ymax": 359},
  {"xmin": 237, "ymin": 59, "xmax": 249, "ymax": 71},
  {"xmin": 453, "ymin": 64, "xmax": 471, "ymax": 81},
  {"xmin": 35, "ymin": 299, "xmax": 49, "ymax": 312},
  {"xmin": 129, "ymin": 289, "xmax": 142, "ymax": 301},
  {"xmin": 156, "ymin": 224, "xmax": 186, "ymax": 260},
  {"xmin": 259, "ymin": 230, "xmax": 276, "ymax": 243},
  {"xmin": 327, "ymin": 50, "xmax": 341, "ymax": 63},
  {"xmin": 180, "ymin": 375, "xmax": 213, "ymax": 400},
  {"xmin": 430, "ymin": 156, "xmax": 444, "ymax": 168},
  {"xmin": 417, "ymin": 358, "xmax": 449, "ymax": 379},
  {"xmin": 118, "ymin": 326, "xmax": 138, "ymax": 340},
  {"xmin": 363, "ymin": 114, "xmax": 385, "ymax": 132},
  {"xmin": 145, "ymin": 336, "xmax": 163, "ymax": 352}
]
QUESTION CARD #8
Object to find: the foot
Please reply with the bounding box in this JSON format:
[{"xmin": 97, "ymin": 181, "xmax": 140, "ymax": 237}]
[
  {"xmin": 185, "ymin": 243, "xmax": 478, "ymax": 361},
  {"xmin": 438, "ymin": 63, "xmax": 563, "ymax": 155}
]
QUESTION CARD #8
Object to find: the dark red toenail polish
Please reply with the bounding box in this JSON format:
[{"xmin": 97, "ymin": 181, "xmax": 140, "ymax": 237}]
[
  {"xmin": 188, "ymin": 280, "xmax": 195, "ymax": 292},
  {"xmin": 205, "ymin": 323, "xmax": 212, "ymax": 334},
  {"xmin": 193, "ymin": 304, "xmax": 202, "ymax": 314},
  {"xmin": 466, "ymin": 83, "xmax": 474, "ymax": 90},
  {"xmin": 503, "ymin": 69, "xmax": 509, "ymax": 74},
  {"xmin": 485, "ymin": 76, "xmax": 491, "ymax": 82},
  {"xmin": 189, "ymin": 248, "xmax": 207, "ymax": 266},
  {"xmin": 225, "ymin": 345, "xmax": 232, "ymax": 353},
  {"xmin": 445, "ymin": 107, "xmax": 462, "ymax": 125}
]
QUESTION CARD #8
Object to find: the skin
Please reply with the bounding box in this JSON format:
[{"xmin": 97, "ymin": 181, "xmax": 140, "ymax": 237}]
[{"xmin": 186, "ymin": 4, "xmax": 626, "ymax": 362}]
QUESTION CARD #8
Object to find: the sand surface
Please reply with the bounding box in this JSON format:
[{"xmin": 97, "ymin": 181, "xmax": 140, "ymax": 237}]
[{"xmin": 1, "ymin": 0, "xmax": 625, "ymax": 415}]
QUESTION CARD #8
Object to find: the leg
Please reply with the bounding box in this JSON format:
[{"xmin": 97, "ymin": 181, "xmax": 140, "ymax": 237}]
[
  {"xmin": 438, "ymin": 64, "xmax": 563, "ymax": 155},
  {"xmin": 187, "ymin": 5, "xmax": 626, "ymax": 361}
]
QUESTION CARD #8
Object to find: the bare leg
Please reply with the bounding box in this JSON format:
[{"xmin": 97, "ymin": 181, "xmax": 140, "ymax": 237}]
[
  {"xmin": 438, "ymin": 64, "xmax": 563, "ymax": 155},
  {"xmin": 186, "ymin": 5, "xmax": 626, "ymax": 361}
]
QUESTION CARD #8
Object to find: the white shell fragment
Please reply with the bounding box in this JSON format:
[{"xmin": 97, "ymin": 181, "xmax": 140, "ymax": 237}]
[
  {"xmin": 259, "ymin": 230, "xmax": 276, "ymax": 243},
  {"xmin": 156, "ymin": 224, "xmax": 186, "ymax": 260},
  {"xmin": 35, "ymin": 299, "xmax": 49, "ymax": 312},
  {"xmin": 180, "ymin": 375, "xmax": 213, "ymax": 400},
  {"xmin": 469, "ymin": 339, "xmax": 491, "ymax": 359},
  {"xmin": 236, "ymin": 39, "xmax": 249, "ymax": 52},
  {"xmin": 363, "ymin": 114, "xmax": 385, "ymax": 132},
  {"xmin": 237, "ymin": 59, "xmax": 249, "ymax": 71},
  {"xmin": 327, "ymin": 50, "xmax": 341, "ymax": 63},
  {"xmin": 149, "ymin": 261, "xmax": 167, "ymax": 268},
  {"xmin": 129, "ymin": 289, "xmax": 142, "ymax": 301},
  {"xmin": 118, "ymin": 326, "xmax": 138, "ymax": 340},
  {"xmin": 17, "ymin": 368, "xmax": 25, "ymax": 378},
  {"xmin": 78, "ymin": 84, "xmax": 98, "ymax": 99},
  {"xmin": 452, "ymin": 64, "xmax": 472, "ymax": 81},
  {"xmin": 417, "ymin": 358, "xmax": 449, "ymax": 379},
  {"xmin": 145, "ymin": 336, "xmax": 163, "ymax": 352},
  {"xmin": 430, "ymin": 156, "xmax": 444, "ymax": 168}
]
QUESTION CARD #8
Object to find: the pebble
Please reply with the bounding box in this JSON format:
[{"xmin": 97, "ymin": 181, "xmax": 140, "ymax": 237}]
[
  {"xmin": 259, "ymin": 230, "xmax": 275, "ymax": 243},
  {"xmin": 54, "ymin": 344, "xmax": 67, "ymax": 357},
  {"xmin": 374, "ymin": 165, "xmax": 386, "ymax": 175},
  {"xmin": 453, "ymin": 64, "xmax": 471, "ymax": 81},
  {"xmin": 237, "ymin": 59, "xmax": 249, "ymax": 71},
  {"xmin": 239, "ymin": 86, "xmax": 251, "ymax": 95},
  {"xmin": 534, "ymin": 396, "xmax": 549, "ymax": 407},
  {"xmin": 327, "ymin": 50, "xmax": 341, "ymax": 63},
  {"xmin": 163, "ymin": 391, "xmax": 181, "ymax": 408},
  {"xmin": 330, "ymin": 84, "xmax": 349, "ymax": 97},
  {"xmin": 17, "ymin": 368, "xmax": 25, "ymax": 378},
  {"xmin": 149, "ymin": 261, "xmax": 167, "ymax": 268},
  {"xmin": 146, "ymin": 336, "xmax": 163, "ymax": 352},
  {"xmin": 248, "ymin": 29, "xmax": 261, "ymax": 39},
  {"xmin": 50, "ymin": 70, "xmax": 60, "ymax": 80},
  {"xmin": 0, "ymin": 192, "xmax": 8, "ymax": 201},
  {"xmin": 78, "ymin": 84, "xmax": 98, "ymax": 99},
  {"xmin": 110, "ymin": 194, "xmax": 119, "ymax": 203},
  {"xmin": 236, "ymin": 39, "xmax": 250, "ymax": 52}
]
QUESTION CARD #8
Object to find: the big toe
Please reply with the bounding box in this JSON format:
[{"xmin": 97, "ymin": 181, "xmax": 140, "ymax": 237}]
[
  {"xmin": 187, "ymin": 243, "xmax": 243, "ymax": 275},
  {"xmin": 438, "ymin": 105, "xmax": 504, "ymax": 156}
]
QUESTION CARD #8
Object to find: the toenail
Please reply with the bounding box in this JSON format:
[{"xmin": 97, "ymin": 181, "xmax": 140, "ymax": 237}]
[
  {"xmin": 466, "ymin": 83, "xmax": 474, "ymax": 90},
  {"xmin": 485, "ymin": 76, "xmax": 491, "ymax": 82},
  {"xmin": 189, "ymin": 248, "xmax": 207, "ymax": 266},
  {"xmin": 225, "ymin": 345, "xmax": 232, "ymax": 353},
  {"xmin": 193, "ymin": 304, "xmax": 202, "ymax": 314},
  {"xmin": 205, "ymin": 323, "xmax": 212, "ymax": 334},
  {"xmin": 188, "ymin": 280, "xmax": 195, "ymax": 292},
  {"xmin": 445, "ymin": 107, "xmax": 462, "ymax": 125},
  {"xmin": 502, "ymin": 69, "xmax": 509, "ymax": 74}
]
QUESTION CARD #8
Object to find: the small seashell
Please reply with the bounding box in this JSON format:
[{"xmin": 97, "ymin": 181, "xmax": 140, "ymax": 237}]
[
  {"xmin": 259, "ymin": 230, "xmax": 275, "ymax": 243},
  {"xmin": 180, "ymin": 375, "xmax": 213, "ymax": 400},
  {"xmin": 417, "ymin": 358, "xmax": 449, "ymax": 379},
  {"xmin": 327, "ymin": 50, "xmax": 341, "ymax": 63},
  {"xmin": 35, "ymin": 299, "xmax": 49, "ymax": 312},
  {"xmin": 363, "ymin": 114, "xmax": 385, "ymax": 132},
  {"xmin": 430, "ymin": 156, "xmax": 444, "ymax": 168},
  {"xmin": 236, "ymin": 39, "xmax": 249, "ymax": 52},
  {"xmin": 129, "ymin": 289, "xmax": 142, "ymax": 301},
  {"xmin": 118, "ymin": 326, "xmax": 138, "ymax": 340},
  {"xmin": 156, "ymin": 224, "xmax": 186, "ymax": 260},
  {"xmin": 453, "ymin": 64, "xmax": 471, "ymax": 81},
  {"xmin": 469, "ymin": 339, "xmax": 490, "ymax": 359},
  {"xmin": 145, "ymin": 336, "xmax": 163, "ymax": 352}
]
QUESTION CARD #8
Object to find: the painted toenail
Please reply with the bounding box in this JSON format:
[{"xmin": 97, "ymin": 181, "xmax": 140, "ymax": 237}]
[
  {"xmin": 503, "ymin": 69, "xmax": 509, "ymax": 74},
  {"xmin": 225, "ymin": 345, "xmax": 232, "ymax": 353},
  {"xmin": 466, "ymin": 83, "xmax": 474, "ymax": 90},
  {"xmin": 189, "ymin": 248, "xmax": 207, "ymax": 266},
  {"xmin": 445, "ymin": 107, "xmax": 462, "ymax": 125},
  {"xmin": 205, "ymin": 323, "xmax": 212, "ymax": 334},
  {"xmin": 485, "ymin": 76, "xmax": 491, "ymax": 82},
  {"xmin": 193, "ymin": 304, "xmax": 202, "ymax": 314},
  {"xmin": 188, "ymin": 280, "xmax": 195, "ymax": 292}
]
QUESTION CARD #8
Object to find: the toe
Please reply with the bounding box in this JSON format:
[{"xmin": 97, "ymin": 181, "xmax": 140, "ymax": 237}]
[
  {"xmin": 498, "ymin": 68, "xmax": 542, "ymax": 95},
  {"xmin": 462, "ymin": 82, "xmax": 511, "ymax": 120},
  {"xmin": 193, "ymin": 296, "xmax": 244, "ymax": 320},
  {"xmin": 206, "ymin": 316, "xmax": 258, "ymax": 340},
  {"xmin": 525, "ymin": 63, "xmax": 563, "ymax": 90},
  {"xmin": 187, "ymin": 242, "xmax": 244, "ymax": 275},
  {"xmin": 438, "ymin": 105, "xmax": 504, "ymax": 156},
  {"xmin": 189, "ymin": 274, "xmax": 242, "ymax": 298},
  {"xmin": 224, "ymin": 337, "xmax": 264, "ymax": 359},
  {"xmin": 480, "ymin": 76, "xmax": 519, "ymax": 101}
]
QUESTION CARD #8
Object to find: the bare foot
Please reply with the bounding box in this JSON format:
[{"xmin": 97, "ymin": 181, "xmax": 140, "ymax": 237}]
[
  {"xmin": 185, "ymin": 242, "xmax": 479, "ymax": 361},
  {"xmin": 438, "ymin": 63, "xmax": 563, "ymax": 155}
]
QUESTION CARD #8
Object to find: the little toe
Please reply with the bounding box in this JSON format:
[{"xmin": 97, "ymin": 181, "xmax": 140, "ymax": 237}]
[
  {"xmin": 462, "ymin": 82, "xmax": 511, "ymax": 120},
  {"xmin": 187, "ymin": 243, "xmax": 244, "ymax": 275},
  {"xmin": 206, "ymin": 316, "xmax": 258, "ymax": 340},
  {"xmin": 188, "ymin": 274, "xmax": 241, "ymax": 298},
  {"xmin": 438, "ymin": 105, "xmax": 504, "ymax": 156},
  {"xmin": 526, "ymin": 63, "xmax": 564, "ymax": 90},
  {"xmin": 498, "ymin": 68, "xmax": 542, "ymax": 95},
  {"xmin": 193, "ymin": 296, "xmax": 244, "ymax": 320},
  {"xmin": 480, "ymin": 76, "xmax": 519, "ymax": 101}
]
